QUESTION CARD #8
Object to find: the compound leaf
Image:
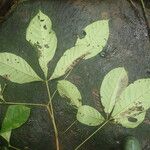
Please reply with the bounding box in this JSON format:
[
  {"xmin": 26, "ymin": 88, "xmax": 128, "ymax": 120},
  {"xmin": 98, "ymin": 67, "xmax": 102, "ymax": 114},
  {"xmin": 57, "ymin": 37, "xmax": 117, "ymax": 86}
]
[
  {"xmin": 51, "ymin": 20, "xmax": 109, "ymax": 80},
  {"xmin": 77, "ymin": 105, "xmax": 104, "ymax": 126},
  {"xmin": 57, "ymin": 80, "xmax": 82, "ymax": 108},
  {"xmin": 112, "ymin": 79, "xmax": 150, "ymax": 128},
  {"xmin": 101, "ymin": 67, "xmax": 128, "ymax": 114},
  {"xmin": 0, "ymin": 53, "xmax": 42, "ymax": 83},
  {"xmin": 26, "ymin": 10, "xmax": 57, "ymax": 78}
]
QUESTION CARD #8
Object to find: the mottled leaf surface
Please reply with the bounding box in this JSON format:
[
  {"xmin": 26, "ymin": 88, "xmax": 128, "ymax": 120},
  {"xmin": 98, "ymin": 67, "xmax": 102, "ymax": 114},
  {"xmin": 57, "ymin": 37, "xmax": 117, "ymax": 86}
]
[
  {"xmin": 0, "ymin": 53, "xmax": 42, "ymax": 83},
  {"xmin": 77, "ymin": 105, "xmax": 104, "ymax": 126},
  {"xmin": 101, "ymin": 67, "xmax": 128, "ymax": 114},
  {"xmin": 76, "ymin": 20, "xmax": 109, "ymax": 59},
  {"xmin": 57, "ymin": 80, "xmax": 82, "ymax": 108},
  {"xmin": 26, "ymin": 10, "xmax": 57, "ymax": 77},
  {"xmin": 112, "ymin": 79, "xmax": 150, "ymax": 128},
  {"xmin": 51, "ymin": 45, "xmax": 91, "ymax": 80},
  {"xmin": 51, "ymin": 20, "xmax": 109, "ymax": 80},
  {"xmin": 115, "ymin": 112, "xmax": 146, "ymax": 128}
]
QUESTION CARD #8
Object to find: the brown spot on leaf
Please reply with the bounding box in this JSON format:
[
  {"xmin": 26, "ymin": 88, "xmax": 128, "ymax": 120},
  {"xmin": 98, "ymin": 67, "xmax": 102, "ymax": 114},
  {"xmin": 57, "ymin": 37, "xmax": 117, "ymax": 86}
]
[
  {"xmin": 128, "ymin": 117, "xmax": 138, "ymax": 122},
  {"xmin": 43, "ymin": 25, "xmax": 47, "ymax": 30},
  {"xmin": 65, "ymin": 52, "xmax": 90, "ymax": 74},
  {"xmin": 121, "ymin": 103, "xmax": 145, "ymax": 117},
  {"xmin": 34, "ymin": 43, "xmax": 42, "ymax": 49},
  {"xmin": 44, "ymin": 44, "xmax": 49, "ymax": 48},
  {"xmin": 2, "ymin": 74, "xmax": 10, "ymax": 80},
  {"xmin": 78, "ymin": 30, "xmax": 86, "ymax": 39}
]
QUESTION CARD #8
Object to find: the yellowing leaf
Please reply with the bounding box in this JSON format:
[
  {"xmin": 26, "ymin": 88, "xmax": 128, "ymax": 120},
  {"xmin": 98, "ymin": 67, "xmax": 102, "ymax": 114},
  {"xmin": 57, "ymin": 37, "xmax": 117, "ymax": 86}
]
[
  {"xmin": 51, "ymin": 45, "xmax": 91, "ymax": 80},
  {"xmin": 51, "ymin": 20, "xmax": 109, "ymax": 80},
  {"xmin": 101, "ymin": 67, "xmax": 128, "ymax": 114},
  {"xmin": 26, "ymin": 10, "xmax": 57, "ymax": 78},
  {"xmin": 57, "ymin": 80, "xmax": 82, "ymax": 108},
  {"xmin": 76, "ymin": 20, "xmax": 109, "ymax": 59},
  {"xmin": 115, "ymin": 112, "xmax": 146, "ymax": 128},
  {"xmin": 112, "ymin": 79, "xmax": 150, "ymax": 128},
  {"xmin": 77, "ymin": 105, "xmax": 104, "ymax": 126},
  {"xmin": 0, "ymin": 53, "xmax": 42, "ymax": 83}
]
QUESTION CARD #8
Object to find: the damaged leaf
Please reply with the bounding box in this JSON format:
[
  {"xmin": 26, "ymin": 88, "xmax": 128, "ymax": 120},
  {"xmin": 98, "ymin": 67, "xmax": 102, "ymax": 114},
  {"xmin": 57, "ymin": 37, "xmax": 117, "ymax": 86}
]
[
  {"xmin": 112, "ymin": 79, "xmax": 150, "ymax": 128},
  {"xmin": 76, "ymin": 20, "xmax": 109, "ymax": 59},
  {"xmin": 57, "ymin": 80, "xmax": 82, "ymax": 108},
  {"xmin": 0, "ymin": 53, "xmax": 42, "ymax": 83},
  {"xmin": 77, "ymin": 105, "xmax": 104, "ymax": 126},
  {"xmin": 101, "ymin": 67, "xmax": 128, "ymax": 115},
  {"xmin": 50, "ymin": 45, "xmax": 91, "ymax": 80},
  {"xmin": 26, "ymin": 10, "xmax": 57, "ymax": 78},
  {"xmin": 51, "ymin": 20, "xmax": 109, "ymax": 80}
]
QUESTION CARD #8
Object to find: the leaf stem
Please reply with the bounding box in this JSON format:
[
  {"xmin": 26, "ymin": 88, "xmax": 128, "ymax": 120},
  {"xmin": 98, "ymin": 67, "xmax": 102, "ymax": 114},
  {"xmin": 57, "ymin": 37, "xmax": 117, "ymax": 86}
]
[
  {"xmin": 0, "ymin": 97, "xmax": 6, "ymax": 103},
  {"xmin": 0, "ymin": 101, "xmax": 46, "ymax": 107},
  {"xmin": 75, "ymin": 120, "xmax": 110, "ymax": 150},
  {"xmin": 48, "ymin": 89, "xmax": 57, "ymax": 105},
  {"xmin": 45, "ymin": 81, "xmax": 60, "ymax": 150},
  {"xmin": 1, "ymin": 83, "xmax": 7, "ymax": 94},
  {"xmin": 62, "ymin": 120, "xmax": 77, "ymax": 134},
  {"xmin": 9, "ymin": 144, "xmax": 21, "ymax": 150}
]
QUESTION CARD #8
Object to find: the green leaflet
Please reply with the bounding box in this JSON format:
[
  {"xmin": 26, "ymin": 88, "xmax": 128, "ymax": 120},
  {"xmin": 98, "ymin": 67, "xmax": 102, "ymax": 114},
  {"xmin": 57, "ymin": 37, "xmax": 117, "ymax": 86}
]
[
  {"xmin": 57, "ymin": 80, "xmax": 82, "ymax": 108},
  {"xmin": 100, "ymin": 67, "xmax": 128, "ymax": 114},
  {"xmin": 0, "ymin": 105, "xmax": 30, "ymax": 142},
  {"xmin": 0, "ymin": 131, "xmax": 11, "ymax": 142},
  {"xmin": 0, "ymin": 53, "xmax": 42, "ymax": 84},
  {"xmin": 76, "ymin": 20, "xmax": 109, "ymax": 59},
  {"xmin": 0, "ymin": 105, "xmax": 31, "ymax": 133},
  {"xmin": 112, "ymin": 79, "xmax": 150, "ymax": 128},
  {"xmin": 26, "ymin": 10, "xmax": 57, "ymax": 78},
  {"xmin": 77, "ymin": 105, "xmax": 104, "ymax": 126},
  {"xmin": 0, "ymin": 84, "xmax": 4, "ymax": 101},
  {"xmin": 51, "ymin": 20, "xmax": 109, "ymax": 80},
  {"xmin": 124, "ymin": 136, "xmax": 142, "ymax": 150}
]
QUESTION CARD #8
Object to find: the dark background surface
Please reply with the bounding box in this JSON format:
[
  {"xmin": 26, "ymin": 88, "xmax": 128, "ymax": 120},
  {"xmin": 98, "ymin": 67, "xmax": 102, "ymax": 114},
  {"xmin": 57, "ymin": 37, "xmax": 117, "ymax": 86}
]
[{"xmin": 0, "ymin": 0, "xmax": 150, "ymax": 150}]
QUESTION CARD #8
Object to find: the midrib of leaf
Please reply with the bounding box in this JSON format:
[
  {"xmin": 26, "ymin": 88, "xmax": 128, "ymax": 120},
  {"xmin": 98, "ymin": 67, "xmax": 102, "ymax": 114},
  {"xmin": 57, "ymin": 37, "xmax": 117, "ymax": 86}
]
[
  {"xmin": 0, "ymin": 61, "xmax": 41, "ymax": 80},
  {"xmin": 112, "ymin": 87, "xmax": 150, "ymax": 119},
  {"xmin": 38, "ymin": 18, "xmax": 47, "ymax": 78},
  {"xmin": 107, "ymin": 70, "xmax": 126, "ymax": 113}
]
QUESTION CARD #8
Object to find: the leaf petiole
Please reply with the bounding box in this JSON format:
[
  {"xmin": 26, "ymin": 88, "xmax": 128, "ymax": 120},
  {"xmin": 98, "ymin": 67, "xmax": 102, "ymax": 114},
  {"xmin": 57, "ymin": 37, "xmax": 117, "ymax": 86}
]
[
  {"xmin": 75, "ymin": 119, "xmax": 111, "ymax": 150},
  {"xmin": 0, "ymin": 101, "xmax": 46, "ymax": 107},
  {"xmin": 62, "ymin": 120, "xmax": 77, "ymax": 134}
]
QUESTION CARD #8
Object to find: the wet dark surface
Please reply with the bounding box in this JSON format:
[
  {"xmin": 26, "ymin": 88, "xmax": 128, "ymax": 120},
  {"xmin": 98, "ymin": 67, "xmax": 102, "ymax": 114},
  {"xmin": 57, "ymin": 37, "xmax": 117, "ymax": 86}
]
[{"xmin": 0, "ymin": 0, "xmax": 150, "ymax": 150}]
